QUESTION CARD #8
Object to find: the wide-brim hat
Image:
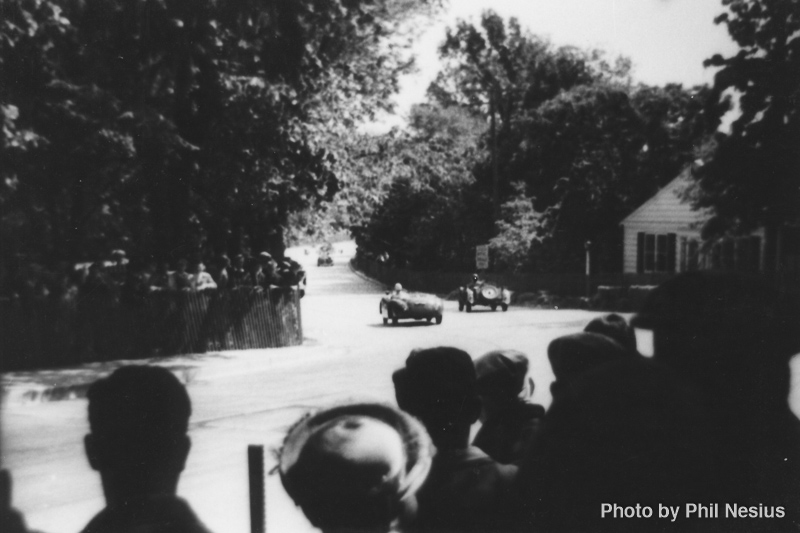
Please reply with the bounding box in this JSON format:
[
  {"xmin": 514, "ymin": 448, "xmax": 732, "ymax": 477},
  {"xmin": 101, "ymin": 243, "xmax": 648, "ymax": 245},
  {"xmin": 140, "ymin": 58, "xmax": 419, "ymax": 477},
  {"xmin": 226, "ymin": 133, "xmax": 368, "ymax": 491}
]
[
  {"xmin": 278, "ymin": 403, "xmax": 434, "ymax": 530},
  {"xmin": 474, "ymin": 349, "xmax": 529, "ymax": 398}
]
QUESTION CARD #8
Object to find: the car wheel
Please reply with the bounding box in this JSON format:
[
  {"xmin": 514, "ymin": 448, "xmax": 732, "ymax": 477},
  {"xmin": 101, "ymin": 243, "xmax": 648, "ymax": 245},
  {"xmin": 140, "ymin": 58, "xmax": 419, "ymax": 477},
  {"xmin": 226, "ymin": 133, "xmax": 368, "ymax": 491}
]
[
  {"xmin": 466, "ymin": 302, "xmax": 472, "ymax": 313},
  {"xmin": 501, "ymin": 303, "xmax": 508, "ymax": 312},
  {"xmin": 435, "ymin": 315, "xmax": 442, "ymax": 325}
]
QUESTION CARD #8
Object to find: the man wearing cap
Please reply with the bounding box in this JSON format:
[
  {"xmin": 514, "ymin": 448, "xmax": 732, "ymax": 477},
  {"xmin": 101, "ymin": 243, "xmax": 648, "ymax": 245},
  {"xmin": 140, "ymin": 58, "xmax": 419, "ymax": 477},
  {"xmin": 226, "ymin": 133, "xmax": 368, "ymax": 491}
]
[
  {"xmin": 546, "ymin": 332, "xmax": 631, "ymax": 400},
  {"xmin": 256, "ymin": 251, "xmax": 283, "ymax": 288},
  {"xmin": 583, "ymin": 313, "xmax": 638, "ymax": 355},
  {"xmin": 472, "ymin": 350, "xmax": 544, "ymax": 465},
  {"xmin": 393, "ymin": 347, "xmax": 518, "ymax": 532},
  {"xmin": 229, "ymin": 254, "xmax": 250, "ymax": 288},
  {"xmin": 466, "ymin": 273, "xmax": 483, "ymax": 304},
  {"xmin": 279, "ymin": 403, "xmax": 433, "ymax": 533}
]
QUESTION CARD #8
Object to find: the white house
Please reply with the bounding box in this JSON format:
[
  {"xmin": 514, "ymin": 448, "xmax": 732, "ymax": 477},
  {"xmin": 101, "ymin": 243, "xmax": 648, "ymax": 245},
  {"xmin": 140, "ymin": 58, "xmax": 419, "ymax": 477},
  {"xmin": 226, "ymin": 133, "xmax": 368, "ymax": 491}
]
[{"xmin": 621, "ymin": 170, "xmax": 765, "ymax": 274}]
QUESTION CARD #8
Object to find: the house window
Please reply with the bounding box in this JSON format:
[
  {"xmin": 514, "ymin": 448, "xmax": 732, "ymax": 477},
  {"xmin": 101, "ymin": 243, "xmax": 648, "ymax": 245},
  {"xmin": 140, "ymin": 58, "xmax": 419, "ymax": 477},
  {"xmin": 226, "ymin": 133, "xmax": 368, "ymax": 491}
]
[
  {"xmin": 679, "ymin": 238, "xmax": 700, "ymax": 272},
  {"xmin": 637, "ymin": 232, "xmax": 676, "ymax": 273}
]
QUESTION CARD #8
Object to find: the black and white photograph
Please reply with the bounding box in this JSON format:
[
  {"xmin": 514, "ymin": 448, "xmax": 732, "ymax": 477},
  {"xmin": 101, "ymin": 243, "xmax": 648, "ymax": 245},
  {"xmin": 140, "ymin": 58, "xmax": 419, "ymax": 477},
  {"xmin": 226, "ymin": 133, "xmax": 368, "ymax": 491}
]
[{"xmin": 1, "ymin": 0, "xmax": 799, "ymax": 532}]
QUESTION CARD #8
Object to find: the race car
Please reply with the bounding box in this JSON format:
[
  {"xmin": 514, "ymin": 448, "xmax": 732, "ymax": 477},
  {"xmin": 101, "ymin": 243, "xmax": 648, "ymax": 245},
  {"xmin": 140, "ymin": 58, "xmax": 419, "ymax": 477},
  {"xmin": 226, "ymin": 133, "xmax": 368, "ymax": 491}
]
[
  {"xmin": 317, "ymin": 242, "xmax": 334, "ymax": 266},
  {"xmin": 458, "ymin": 280, "xmax": 511, "ymax": 312},
  {"xmin": 380, "ymin": 285, "xmax": 443, "ymax": 325}
]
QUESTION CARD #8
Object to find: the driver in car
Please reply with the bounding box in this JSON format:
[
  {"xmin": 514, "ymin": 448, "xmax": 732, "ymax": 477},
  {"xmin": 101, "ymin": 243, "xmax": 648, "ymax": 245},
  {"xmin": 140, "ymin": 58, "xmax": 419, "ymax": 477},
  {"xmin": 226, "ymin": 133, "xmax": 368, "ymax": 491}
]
[
  {"xmin": 392, "ymin": 283, "xmax": 407, "ymax": 297},
  {"xmin": 467, "ymin": 273, "xmax": 483, "ymax": 301}
]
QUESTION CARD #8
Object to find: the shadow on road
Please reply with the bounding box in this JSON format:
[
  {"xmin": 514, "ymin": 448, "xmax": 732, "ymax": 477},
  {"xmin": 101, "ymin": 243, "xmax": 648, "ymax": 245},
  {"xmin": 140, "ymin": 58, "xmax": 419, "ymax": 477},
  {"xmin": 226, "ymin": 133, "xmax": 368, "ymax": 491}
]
[{"xmin": 368, "ymin": 321, "xmax": 441, "ymax": 328}]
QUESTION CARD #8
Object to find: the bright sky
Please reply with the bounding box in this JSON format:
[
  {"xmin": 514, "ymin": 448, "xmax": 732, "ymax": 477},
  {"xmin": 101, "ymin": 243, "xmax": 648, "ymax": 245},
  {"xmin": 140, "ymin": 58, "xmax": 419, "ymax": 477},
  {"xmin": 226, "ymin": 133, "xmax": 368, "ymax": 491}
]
[{"xmin": 367, "ymin": 0, "xmax": 738, "ymax": 132}]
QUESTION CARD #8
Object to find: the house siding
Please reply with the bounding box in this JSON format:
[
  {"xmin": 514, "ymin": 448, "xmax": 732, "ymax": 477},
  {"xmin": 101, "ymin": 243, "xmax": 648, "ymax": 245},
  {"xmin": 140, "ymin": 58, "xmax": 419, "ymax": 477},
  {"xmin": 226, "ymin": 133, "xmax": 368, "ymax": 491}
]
[
  {"xmin": 621, "ymin": 172, "xmax": 768, "ymax": 274},
  {"xmin": 622, "ymin": 174, "xmax": 707, "ymax": 274}
]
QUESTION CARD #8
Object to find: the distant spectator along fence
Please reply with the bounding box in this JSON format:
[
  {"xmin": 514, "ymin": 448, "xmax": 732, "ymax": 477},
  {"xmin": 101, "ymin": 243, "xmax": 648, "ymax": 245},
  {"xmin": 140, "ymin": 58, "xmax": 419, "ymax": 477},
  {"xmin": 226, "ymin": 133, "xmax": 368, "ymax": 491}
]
[{"xmin": 0, "ymin": 288, "xmax": 303, "ymax": 372}]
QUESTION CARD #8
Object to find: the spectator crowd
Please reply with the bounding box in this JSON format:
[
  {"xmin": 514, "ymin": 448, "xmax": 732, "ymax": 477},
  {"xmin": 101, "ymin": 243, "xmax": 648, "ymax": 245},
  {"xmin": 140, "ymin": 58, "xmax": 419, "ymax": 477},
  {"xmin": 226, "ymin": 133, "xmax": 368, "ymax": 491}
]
[
  {"xmin": 1, "ymin": 250, "xmax": 307, "ymax": 304},
  {"xmin": 2, "ymin": 271, "xmax": 800, "ymax": 533}
]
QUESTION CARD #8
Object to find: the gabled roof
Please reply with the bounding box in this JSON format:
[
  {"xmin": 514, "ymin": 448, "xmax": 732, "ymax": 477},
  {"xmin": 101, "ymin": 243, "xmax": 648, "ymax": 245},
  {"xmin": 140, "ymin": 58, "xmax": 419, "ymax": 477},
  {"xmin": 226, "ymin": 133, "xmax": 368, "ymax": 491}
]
[{"xmin": 622, "ymin": 169, "xmax": 709, "ymax": 227}]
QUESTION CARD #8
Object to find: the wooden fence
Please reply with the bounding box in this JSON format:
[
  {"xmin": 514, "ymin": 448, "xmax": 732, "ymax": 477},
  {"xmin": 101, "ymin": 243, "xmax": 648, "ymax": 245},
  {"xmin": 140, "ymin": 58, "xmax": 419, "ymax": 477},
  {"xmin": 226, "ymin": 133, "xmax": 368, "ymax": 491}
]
[{"xmin": 0, "ymin": 288, "xmax": 303, "ymax": 371}]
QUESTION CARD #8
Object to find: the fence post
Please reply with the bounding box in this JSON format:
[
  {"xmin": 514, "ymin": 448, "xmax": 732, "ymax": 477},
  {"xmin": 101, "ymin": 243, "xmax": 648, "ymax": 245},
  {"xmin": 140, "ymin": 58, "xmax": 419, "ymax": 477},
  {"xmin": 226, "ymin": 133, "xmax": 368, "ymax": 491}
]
[{"xmin": 248, "ymin": 445, "xmax": 265, "ymax": 533}]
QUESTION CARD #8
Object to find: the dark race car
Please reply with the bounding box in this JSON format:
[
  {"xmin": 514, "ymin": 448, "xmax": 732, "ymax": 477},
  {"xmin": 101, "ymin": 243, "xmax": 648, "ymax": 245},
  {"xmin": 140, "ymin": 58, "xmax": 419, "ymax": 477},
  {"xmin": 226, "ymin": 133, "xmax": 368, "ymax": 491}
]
[
  {"xmin": 317, "ymin": 242, "xmax": 334, "ymax": 266},
  {"xmin": 380, "ymin": 288, "xmax": 444, "ymax": 325},
  {"xmin": 458, "ymin": 281, "xmax": 511, "ymax": 312}
]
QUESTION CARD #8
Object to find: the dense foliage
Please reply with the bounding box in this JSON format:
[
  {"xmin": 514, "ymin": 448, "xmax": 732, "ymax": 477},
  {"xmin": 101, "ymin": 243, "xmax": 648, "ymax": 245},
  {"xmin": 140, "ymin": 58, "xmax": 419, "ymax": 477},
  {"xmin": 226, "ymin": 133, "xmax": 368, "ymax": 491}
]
[
  {"xmin": 351, "ymin": 103, "xmax": 488, "ymax": 270},
  {"xmin": 357, "ymin": 11, "xmax": 710, "ymax": 273},
  {"xmin": 1, "ymin": 0, "xmax": 441, "ymax": 275},
  {"xmin": 692, "ymin": 0, "xmax": 800, "ymax": 255}
]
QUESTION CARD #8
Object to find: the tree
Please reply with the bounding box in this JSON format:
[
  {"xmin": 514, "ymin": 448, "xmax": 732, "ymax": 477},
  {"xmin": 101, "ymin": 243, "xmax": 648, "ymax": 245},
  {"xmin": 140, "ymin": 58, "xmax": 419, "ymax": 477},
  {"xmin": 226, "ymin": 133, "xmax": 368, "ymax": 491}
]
[
  {"xmin": 694, "ymin": 0, "xmax": 800, "ymax": 264},
  {"xmin": 0, "ymin": 0, "xmax": 442, "ymax": 273},
  {"xmin": 507, "ymin": 82, "xmax": 710, "ymax": 273},
  {"xmin": 428, "ymin": 11, "xmax": 630, "ymax": 214},
  {"xmin": 358, "ymin": 11, "xmax": 710, "ymax": 274},
  {"xmin": 489, "ymin": 183, "xmax": 541, "ymax": 273},
  {"xmin": 352, "ymin": 103, "xmax": 489, "ymax": 270}
]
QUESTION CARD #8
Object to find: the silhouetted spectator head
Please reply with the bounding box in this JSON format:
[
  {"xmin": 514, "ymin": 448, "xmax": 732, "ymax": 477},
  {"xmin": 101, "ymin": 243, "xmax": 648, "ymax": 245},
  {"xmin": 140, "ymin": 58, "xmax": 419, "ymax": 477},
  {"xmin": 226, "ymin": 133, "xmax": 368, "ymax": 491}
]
[
  {"xmin": 218, "ymin": 255, "xmax": 231, "ymax": 269},
  {"xmin": 176, "ymin": 259, "xmax": 188, "ymax": 272},
  {"xmin": 526, "ymin": 357, "xmax": 727, "ymax": 532},
  {"xmin": 632, "ymin": 271, "xmax": 800, "ymax": 411},
  {"xmin": 84, "ymin": 366, "xmax": 191, "ymax": 505},
  {"xmin": 279, "ymin": 403, "xmax": 433, "ymax": 533},
  {"xmin": 548, "ymin": 332, "xmax": 629, "ymax": 398},
  {"xmin": 584, "ymin": 313, "xmax": 637, "ymax": 354},
  {"xmin": 475, "ymin": 349, "xmax": 531, "ymax": 403},
  {"xmin": 233, "ymin": 254, "xmax": 245, "ymax": 268},
  {"xmin": 393, "ymin": 347, "xmax": 480, "ymax": 451}
]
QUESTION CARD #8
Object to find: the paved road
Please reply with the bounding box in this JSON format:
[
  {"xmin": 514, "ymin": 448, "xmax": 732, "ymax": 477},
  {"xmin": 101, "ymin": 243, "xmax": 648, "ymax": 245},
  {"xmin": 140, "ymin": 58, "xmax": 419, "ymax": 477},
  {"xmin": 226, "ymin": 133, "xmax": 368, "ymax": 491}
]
[{"xmin": 4, "ymin": 243, "xmax": 797, "ymax": 533}]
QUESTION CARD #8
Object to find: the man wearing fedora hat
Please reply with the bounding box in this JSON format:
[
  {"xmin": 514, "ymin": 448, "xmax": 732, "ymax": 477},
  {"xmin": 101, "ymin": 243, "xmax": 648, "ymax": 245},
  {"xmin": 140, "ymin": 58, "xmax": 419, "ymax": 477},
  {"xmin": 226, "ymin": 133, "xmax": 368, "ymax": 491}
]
[
  {"xmin": 472, "ymin": 350, "xmax": 544, "ymax": 465},
  {"xmin": 279, "ymin": 403, "xmax": 433, "ymax": 533}
]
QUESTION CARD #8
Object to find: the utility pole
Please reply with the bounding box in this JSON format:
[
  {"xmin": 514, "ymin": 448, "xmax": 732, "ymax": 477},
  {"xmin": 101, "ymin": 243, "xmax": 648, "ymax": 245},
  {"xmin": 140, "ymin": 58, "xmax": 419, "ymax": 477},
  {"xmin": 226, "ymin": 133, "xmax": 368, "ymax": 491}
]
[
  {"xmin": 490, "ymin": 86, "xmax": 500, "ymax": 221},
  {"xmin": 584, "ymin": 240, "xmax": 592, "ymax": 299}
]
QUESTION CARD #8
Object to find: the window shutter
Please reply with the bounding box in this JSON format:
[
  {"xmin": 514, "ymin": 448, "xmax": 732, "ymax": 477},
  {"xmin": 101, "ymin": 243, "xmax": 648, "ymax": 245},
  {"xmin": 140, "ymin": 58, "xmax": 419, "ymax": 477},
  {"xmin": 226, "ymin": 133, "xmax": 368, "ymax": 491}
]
[
  {"xmin": 750, "ymin": 236, "xmax": 762, "ymax": 272},
  {"xmin": 667, "ymin": 233, "xmax": 677, "ymax": 273},
  {"xmin": 637, "ymin": 232, "xmax": 645, "ymax": 273}
]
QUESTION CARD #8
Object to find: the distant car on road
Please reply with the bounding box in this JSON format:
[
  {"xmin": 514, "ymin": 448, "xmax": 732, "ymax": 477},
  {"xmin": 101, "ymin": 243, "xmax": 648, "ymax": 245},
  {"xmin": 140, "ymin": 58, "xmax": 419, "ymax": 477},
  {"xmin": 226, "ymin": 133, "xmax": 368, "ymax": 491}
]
[
  {"xmin": 317, "ymin": 243, "xmax": 334, "ymax": 266},
  {"xmin": 380, "ymin": 285, "xmax": 443, "ymax": 325},
  {"xmin": 459, "ymin": 280, "xmax": 511, "ymax": 312}
]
